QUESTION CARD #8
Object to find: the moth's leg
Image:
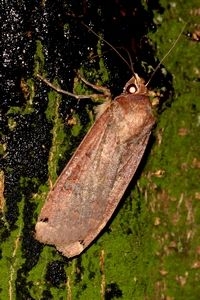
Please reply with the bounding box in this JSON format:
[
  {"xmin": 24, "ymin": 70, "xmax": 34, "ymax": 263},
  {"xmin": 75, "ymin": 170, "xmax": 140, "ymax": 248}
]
[
  {"xmin": 36, "ymin": 73, "xmax": 111, "ymax": 103},
  {"xmin": 78, "ymin": 73, "xmax": 111, "ymax": 99}
]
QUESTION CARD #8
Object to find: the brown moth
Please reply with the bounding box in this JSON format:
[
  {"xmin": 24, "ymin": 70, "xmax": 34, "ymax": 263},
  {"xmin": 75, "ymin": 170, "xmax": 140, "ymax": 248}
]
[{"xmin": 35, "ymin": 73, "xmax": 155, "ymax": 257}]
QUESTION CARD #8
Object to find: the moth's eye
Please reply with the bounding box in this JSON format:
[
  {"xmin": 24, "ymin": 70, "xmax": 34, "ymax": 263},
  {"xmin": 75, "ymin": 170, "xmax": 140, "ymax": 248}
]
[{"xmin": 127, "ymin": 84, "xmax": 137, "ymax": 94}]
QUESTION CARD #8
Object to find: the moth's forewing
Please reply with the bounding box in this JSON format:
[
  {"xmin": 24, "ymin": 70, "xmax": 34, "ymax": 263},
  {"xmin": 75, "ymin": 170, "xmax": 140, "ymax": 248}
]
[{"xmin": 35, "ymin": 76, "xmax": 155, "ymax": 258}]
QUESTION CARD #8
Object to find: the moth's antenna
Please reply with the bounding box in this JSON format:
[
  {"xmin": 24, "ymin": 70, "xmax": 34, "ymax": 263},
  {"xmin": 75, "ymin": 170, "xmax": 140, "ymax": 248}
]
[
  {"xmin": 146, "ymin": 22, "xmax": 187, "ymax": 87},
  {"xmin": 121, "ymin": 47, "xmax": 134, "ymax": 74},
  {"xmin": 82, "ymin": 22, "xmax": 133, "ymax": 73}
]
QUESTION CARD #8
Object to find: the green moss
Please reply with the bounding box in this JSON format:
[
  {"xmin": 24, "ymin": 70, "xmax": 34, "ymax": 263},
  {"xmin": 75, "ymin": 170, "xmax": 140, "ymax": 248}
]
[
  {"xmin": 34, "ymin": 40, "xmax": 45, "ymax": 76},
  {"xmin": 70, "ymin": 113, "xmax": 83, "ymax": 137},
  {"xmin": 0, "ymin": 198, "xmax": 24, "ymax": 299},
  {"xmin": 6, "ymin": 78, "xmax": 35, "ymax": 116},
  {"xmin": 145, "ymin": 2, "xmax": 200, "ymax": 298},
  {"xmin": 97, "ymin": 39, "xmax": 110, "ymax": 83},
  {"xmin": 7, "ymin": 117, "xmax": 17, "ymax": 130},
  {"xmin": 45, "ymin": 89, "xmax": 68, "ymax": 183}
]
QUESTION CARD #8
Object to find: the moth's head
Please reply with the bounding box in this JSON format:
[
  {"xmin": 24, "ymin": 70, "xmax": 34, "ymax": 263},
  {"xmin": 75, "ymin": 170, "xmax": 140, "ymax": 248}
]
[{"xmin": 123, "ymin": 73, "xmax": 147, "ymax": 96}]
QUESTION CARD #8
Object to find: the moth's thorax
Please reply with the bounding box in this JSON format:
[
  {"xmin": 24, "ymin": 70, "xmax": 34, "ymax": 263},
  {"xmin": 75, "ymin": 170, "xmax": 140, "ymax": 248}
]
[{"xmin": 113, "ymin": 93, "xmax": 154, "ymax": 143}]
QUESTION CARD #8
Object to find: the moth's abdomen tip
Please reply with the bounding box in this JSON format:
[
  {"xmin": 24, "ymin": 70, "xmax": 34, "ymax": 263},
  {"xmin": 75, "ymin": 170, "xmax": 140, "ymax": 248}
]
[
  {"xmin": 57, "ymin": 241, "xmax": 84, "ymax": 258},
  {"xmin": 35, "ymin": 221, "xmax": 85, "ymax": 258}
]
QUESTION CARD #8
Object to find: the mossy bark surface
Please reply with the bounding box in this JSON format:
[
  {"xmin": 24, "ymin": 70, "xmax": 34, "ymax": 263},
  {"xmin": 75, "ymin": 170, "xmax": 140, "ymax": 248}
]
[{"xmin": 1, "ymin": 1, "xmax": 200, "ymax": 299}]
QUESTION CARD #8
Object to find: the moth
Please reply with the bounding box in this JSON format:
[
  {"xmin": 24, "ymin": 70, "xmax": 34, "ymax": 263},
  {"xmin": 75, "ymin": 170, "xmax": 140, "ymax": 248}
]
[{"xmin": 35, "ymin": 73, "xmax": 155, "ymax": 257}]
